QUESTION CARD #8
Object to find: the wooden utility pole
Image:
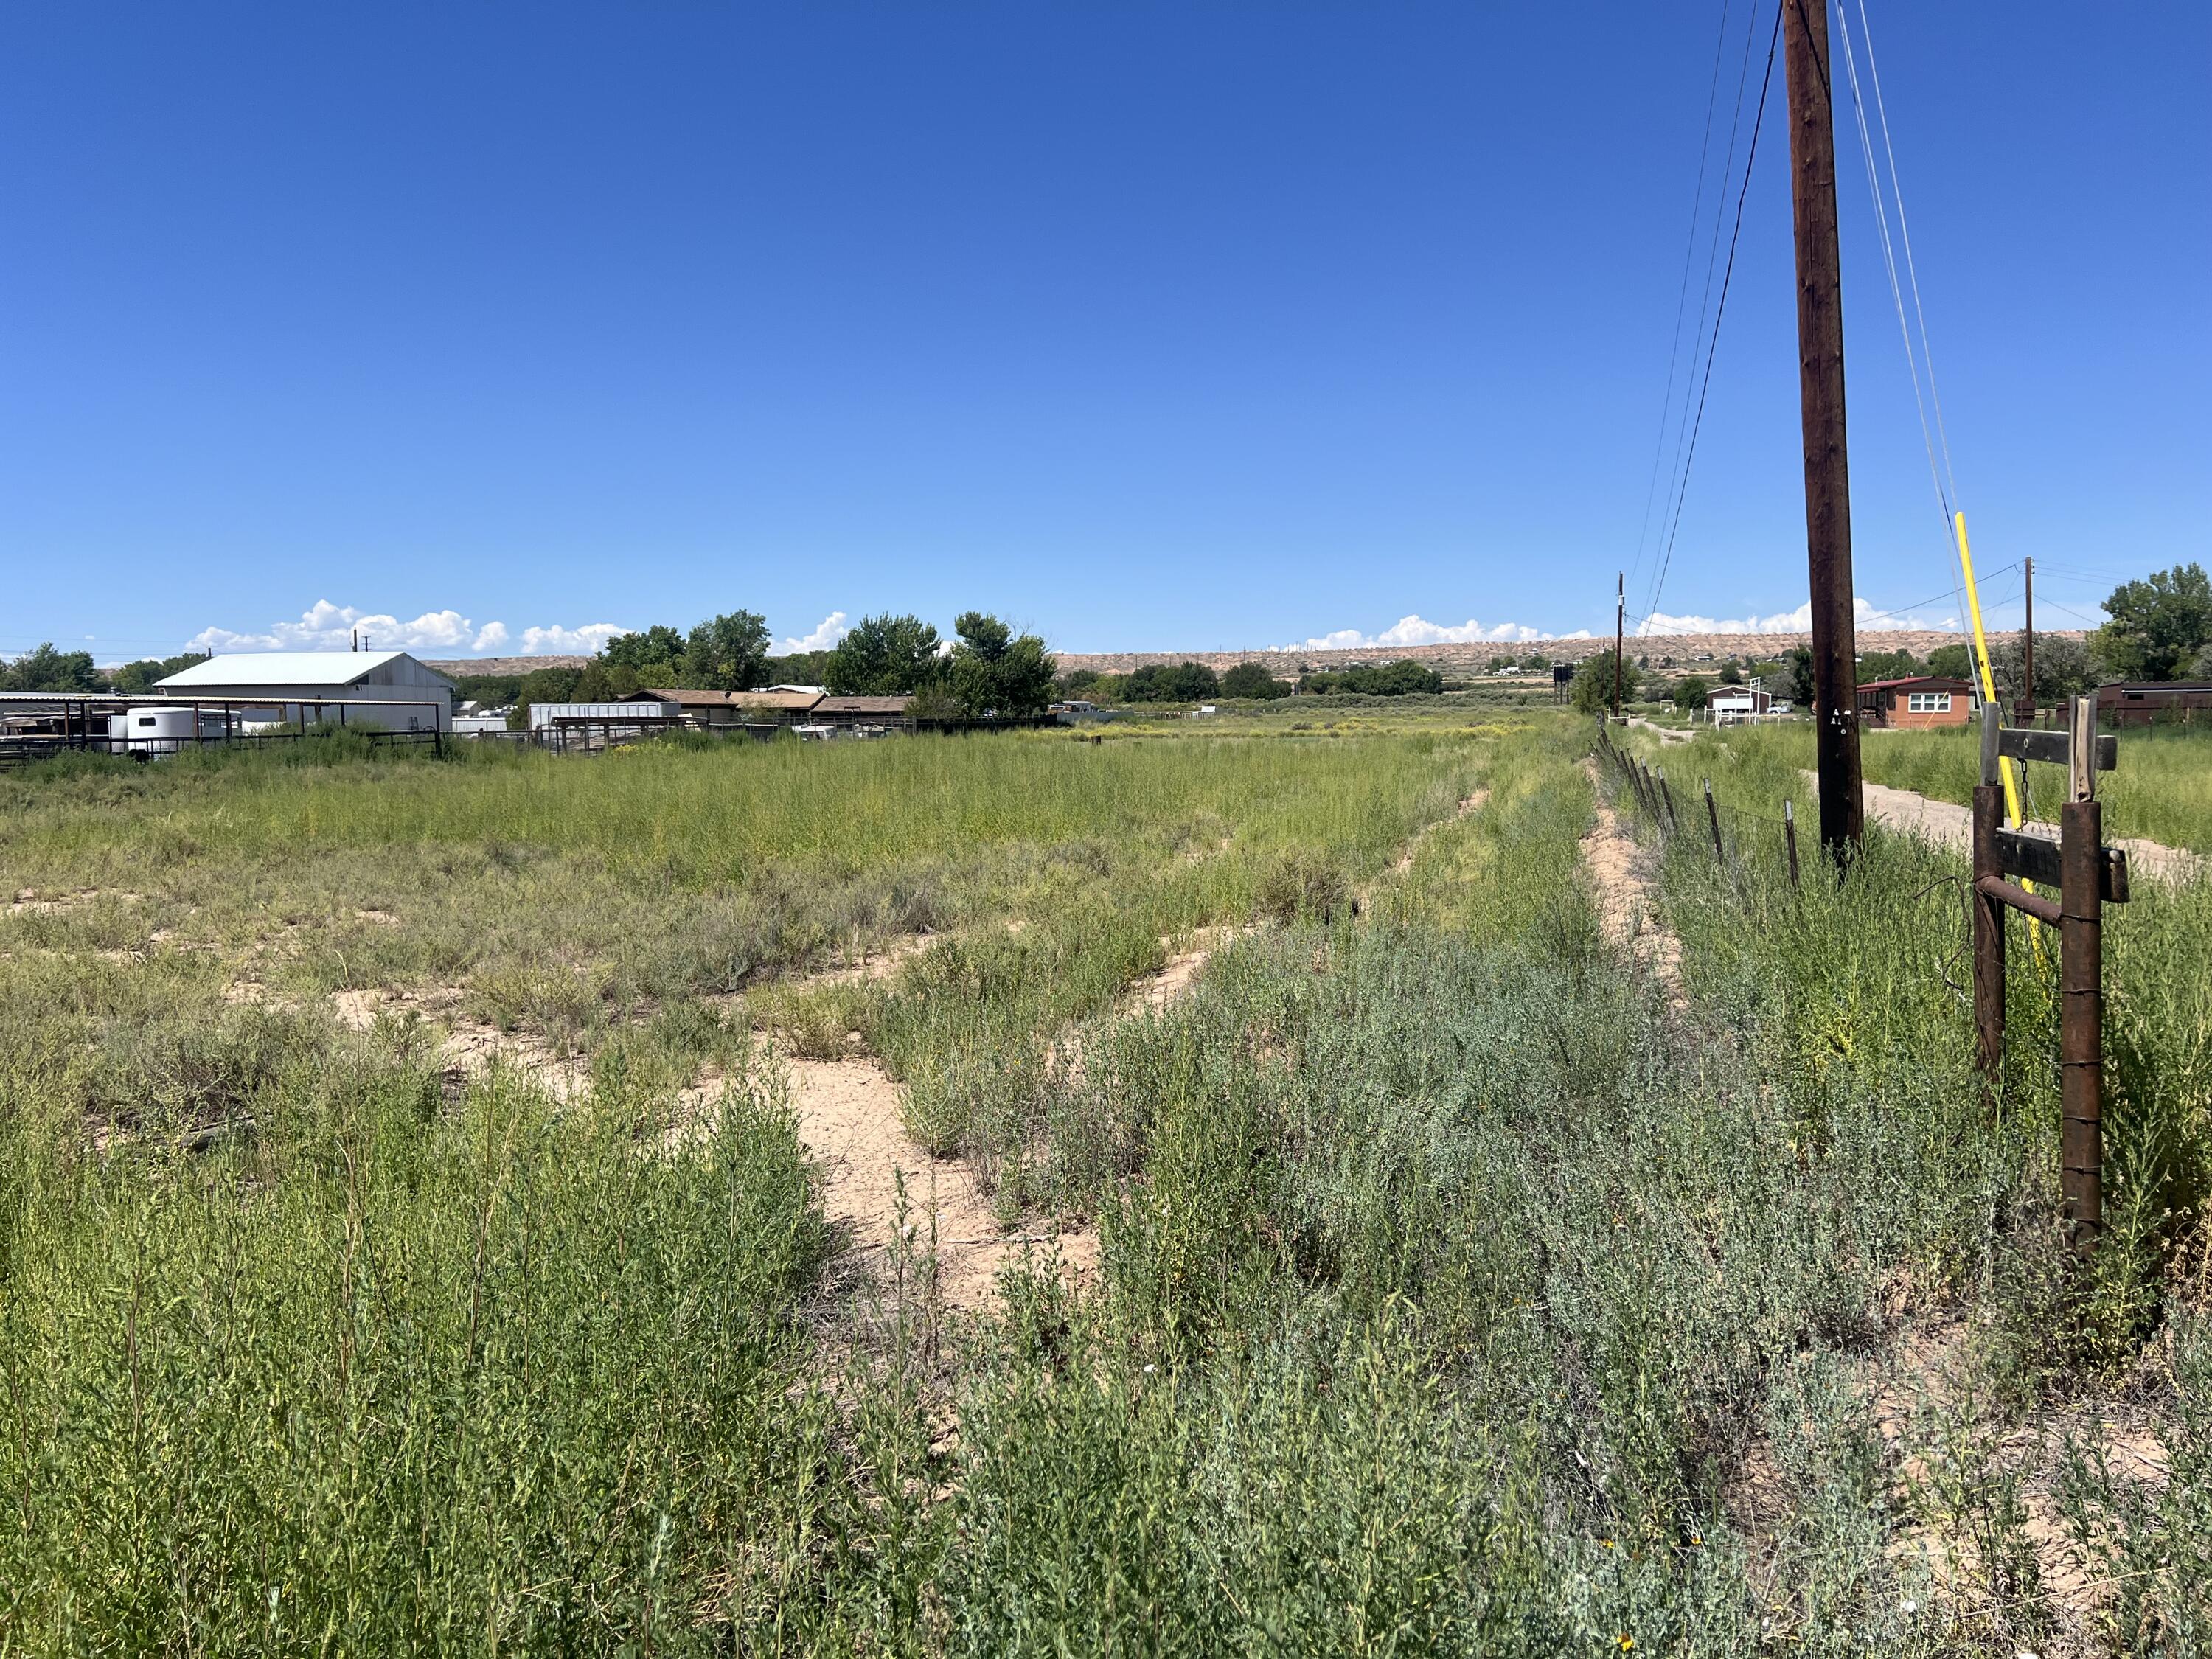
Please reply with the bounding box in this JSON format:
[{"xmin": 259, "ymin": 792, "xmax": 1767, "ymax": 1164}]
[
  {"xmin": 1783, "ymin": 0, "xmax": 1863, "ymax": 860},
  {"xmin": 1612, "ymin": 573, "xmax": 1625, "ymax": 718},
  {"xmin": 2020, "ymin": 557, "xmax": 2037, "ymax": 724}
]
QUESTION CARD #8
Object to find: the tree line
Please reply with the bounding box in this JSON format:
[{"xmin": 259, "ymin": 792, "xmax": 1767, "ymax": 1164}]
[
  {"xmin": 1054, "ymin": 658, "xmax": 1448, "ymax": 704},
  {"xmin": 460, "ymin": 611, "xmax": 1058, "ymax": 725}
]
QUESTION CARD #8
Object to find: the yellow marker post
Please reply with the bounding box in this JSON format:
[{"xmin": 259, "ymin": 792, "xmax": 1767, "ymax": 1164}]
[{"xmin": 1955, "ymin": 512, "xmax": 2026, "ymax": 827}]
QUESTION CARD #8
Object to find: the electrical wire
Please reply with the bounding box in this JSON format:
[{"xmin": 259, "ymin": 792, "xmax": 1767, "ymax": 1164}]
[
  {"xmin": 1627, "ymin": 0, "xmax": 1745, "ymax": 610},
  {"xmin": 1638, "ymin": 0, "xmax": 1785, "ymax": 637}
]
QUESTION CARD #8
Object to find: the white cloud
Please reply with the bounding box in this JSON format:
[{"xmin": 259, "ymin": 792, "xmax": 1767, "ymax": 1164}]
[
  {"xmin": 187, "ymin": 600, "xmax": 627, "ymax": 658},
  {"xmin": 777, "ymin": 611, "xmax": 848, "ymax": 653},
  {"xmin": 1270, "ymin": 614, "xmax": 1564, "ymax": 653},
  {"xmin": 1638, "ymin": 597, "xmax": 1959, "ymax": 638},
  {"xmin": 513, "ymin": 622, "xmax": 628, "ymax": 655}
]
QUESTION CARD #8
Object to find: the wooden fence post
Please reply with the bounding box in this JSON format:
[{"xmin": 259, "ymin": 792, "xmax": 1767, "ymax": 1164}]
[
  {"xmin": 1656, "ymin": 769, "xmax": 1679, "ymax": 834},
  {"xmin": 1783, "ymin": 799, "xmax": 1801, "ymax": 890},
  {"xmin": 2059, "ymin": 695, "xmax": 2103, "ymax": 1247}
]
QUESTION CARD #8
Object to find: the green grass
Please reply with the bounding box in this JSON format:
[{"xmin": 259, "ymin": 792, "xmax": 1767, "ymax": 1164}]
[{"xmin": 2, "ymin": 714, "xmax": 2207, "ymax": 1651}]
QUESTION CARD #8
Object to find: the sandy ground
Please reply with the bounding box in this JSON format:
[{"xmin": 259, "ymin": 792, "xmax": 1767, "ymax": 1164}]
[
  {"xmin": 1803, "ymin": 770, "xmax": 2205, "ymax": 886},
  {"xmin": 779, "ymin": 1054, "xmax": 1096, "ymax": 1312},
  {"xmin": 1624, "ymin": 716, "xmax": 1694, "ymax": 745},
  {"xmin": 329, "ymin": 986, "xmax": 594, "ymax": 1100},
  {"xmin": 1579, "ymin": 760, "xmax": 1686, "ymax": 1002}
]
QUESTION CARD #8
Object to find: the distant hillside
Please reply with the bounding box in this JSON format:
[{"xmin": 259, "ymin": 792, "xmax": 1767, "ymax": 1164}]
[
  {"xmin": 425, "ymin": 655, "xmax": 591, "ymax": 678},
  {"xmin": 427, "ymin": 628, "xmax": 2085, "ymax": 684},
  {"xmin": 1056, "ymin": 628, "xmax": 2084, "ymax": 678}
]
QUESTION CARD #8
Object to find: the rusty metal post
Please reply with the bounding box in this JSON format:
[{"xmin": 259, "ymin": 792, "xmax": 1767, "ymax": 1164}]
[
  {"xmin": 2059, "ymin": 695, "xmax": 2102, "ymax": 1245},
  {"xmin": 1784, "ymin": 798, "xmax": 1801, "ymax": 889},
  {"xmin": 1657, "ymin": 768, "xmax": 1679, "ymax": 833},
  {"xmin": 1703, "ymin": 778, "xmax": 1724, "ymax": 863}
]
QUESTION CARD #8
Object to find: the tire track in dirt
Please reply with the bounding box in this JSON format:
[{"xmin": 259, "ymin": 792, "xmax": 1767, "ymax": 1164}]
[{"xmin": 1579, "ymin": 757, "xmax": 1686, "ymax": 1004}]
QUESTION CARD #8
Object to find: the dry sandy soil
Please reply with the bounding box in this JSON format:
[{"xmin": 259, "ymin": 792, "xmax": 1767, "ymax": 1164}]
[{"xmin": 1577, "ymin": 759, "xmax": 1685, "ymax": 1002}]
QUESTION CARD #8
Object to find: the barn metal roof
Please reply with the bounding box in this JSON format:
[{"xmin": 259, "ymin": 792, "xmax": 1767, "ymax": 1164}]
[{"xmin": 157, "ymin": 651, "xmax": 452, "ymax": 689}]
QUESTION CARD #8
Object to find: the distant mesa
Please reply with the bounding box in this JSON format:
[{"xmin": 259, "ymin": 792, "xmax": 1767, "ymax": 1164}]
[
  {"xmin": 425, "ymin": 655, "xmax": 593, "ymax": 676},
  {"xmin": 1053, "ymin": 627, "xmax": 2080, "ymax": 675},
  {"xmin": 428, "ymin": 627, "xmax": 2082, "ymax": 682}
]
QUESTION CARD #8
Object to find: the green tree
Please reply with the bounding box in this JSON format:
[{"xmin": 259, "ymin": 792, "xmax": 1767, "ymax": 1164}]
[
  {"xmin": 1672, "ymin": 673, "xmax": 1711, "ymax": 714},
  {"xmin": 1570, "ymin": 650, "xmax": 1626, "ymax": 716},
  {"xmin": 1854, "ymin": 647, "xmax": 1920, "ymax": 684},
  {"xmin": 110, "ymin": 651, "xmax": 210, "ymax": 693},
  {"xmin": 602, "ymin": 626, "xmax": 687, "ymax": 671},
  {"xmin": 507, "ymin": 666, "xmax": 582, "ymax": 730},
  {"xmin": 763, "ymin": 650, "xmax": 835, "ymax": 688},
  {"xmin": 686, "ymin": 611, "xmax": 771, "ymax": 692},
  {"xmin": 1122, "ymin": 663, "xmax": 1219, "ymax": 703},
  {"xmin": 1220, "ymin": 661, "xmax": 1291, "ymax": 700},
  {"xmin": 1781, "ymin": 645, "xmax": 1816, "ymax": 705},
  {"xmin": 1517, "ymin": 652, "xmax": 1551, "ymax": 674},
  {"xmin": 1992, "ymin": 635, "xmax": 2091, "ymax": 707},
  {"xmin": 827, "ymin": 614, "xmax": 945, "ymax": 695},
  {"xmin": 946, "ymin": 612, "xmax": 1057, "ymax": 715},
  {"xmin": 0, "ymin": 643, "xmax": 100, "ymax": 692},
  {"xmin": 1056, "ymin": 668, "xmax": 1103, "ymax": 697},
  {"xmin": 1718, "ymin": 659, "xmax": 1745, "ymax": 686},
  {"xmin": 1925, "ymin": 642, "xmax": 1974, "ymax": 682},
  {"xmin": 2092, "ymin": 563, "xmax": 2212, "ymax": 682}
]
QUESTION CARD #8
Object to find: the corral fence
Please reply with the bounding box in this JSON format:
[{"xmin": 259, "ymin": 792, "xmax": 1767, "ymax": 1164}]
[{"xmin": 0, "ymin": 726, "xmax": 445, "ymax": 773}]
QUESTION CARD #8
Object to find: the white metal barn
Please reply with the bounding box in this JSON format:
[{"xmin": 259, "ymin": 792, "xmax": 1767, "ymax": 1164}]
[{"xmin": 156, "ymin": 652, "xmax": 457, "ymax": 731}]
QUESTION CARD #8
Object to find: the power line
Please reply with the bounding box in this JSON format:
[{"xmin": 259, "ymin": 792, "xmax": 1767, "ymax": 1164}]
[
  {"xmin": 1640, "ymin": 0, "xmax": 1785, "ymax": 635},
  {"xmin": 1627, "ymin": 0, "xmax": 1758, "ymax": 608}
]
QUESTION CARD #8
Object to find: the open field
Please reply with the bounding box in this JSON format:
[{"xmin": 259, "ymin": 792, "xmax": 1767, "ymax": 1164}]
[{"xmin": 4, "ymin": 715, "xmax": 2208, "ymax": 1652}]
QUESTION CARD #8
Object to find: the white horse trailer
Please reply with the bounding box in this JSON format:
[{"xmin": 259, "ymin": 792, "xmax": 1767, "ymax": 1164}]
[{"xmin": 108, "ymin": 706, "xmax": 221, "ymax": 757}]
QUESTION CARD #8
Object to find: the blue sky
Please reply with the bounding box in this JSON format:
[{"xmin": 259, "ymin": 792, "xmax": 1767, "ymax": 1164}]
[{"xmin": 2, "ymin": 1, "xmax": 2204, "ymax": 661}]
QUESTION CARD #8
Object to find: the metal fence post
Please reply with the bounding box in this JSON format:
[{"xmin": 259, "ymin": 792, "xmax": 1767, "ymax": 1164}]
[
  {"xmin": 2059, "ymin": 695, "xmax": 2102, "ymax": 1246},
  {"xmin": 1702, "ymin": 778, "xmax": 1724, "ymax": 863},
  {"xmin": 1656, "ymin": 769, "xmax": 1679, "ymax": 834},
  {"xmin": 1783, "ymin": 799, "xmax": 1801, "ymax": 889},
  {"xmin": 1972, "ymin": 704, "xmax": 2006, "ymax": 1106}
]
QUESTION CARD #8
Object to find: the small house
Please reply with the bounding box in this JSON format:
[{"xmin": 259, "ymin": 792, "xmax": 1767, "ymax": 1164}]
[{"xmin": 1856, "ymin": 676, "xmax": 1971, "ymax": 729}]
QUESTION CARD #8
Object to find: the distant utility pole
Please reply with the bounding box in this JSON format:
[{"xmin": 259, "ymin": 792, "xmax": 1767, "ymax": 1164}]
[
  {"xmin": 2020, "ymin": 557, "xmax": 2037, "ymax": 723},
  {"xmin": 1612, "ymin": 572, "xmax": 1625, "ymax": 719},
  {"xmin": 1784, "ymin": 0, "xmax": 1864, "ymax": 860}
]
